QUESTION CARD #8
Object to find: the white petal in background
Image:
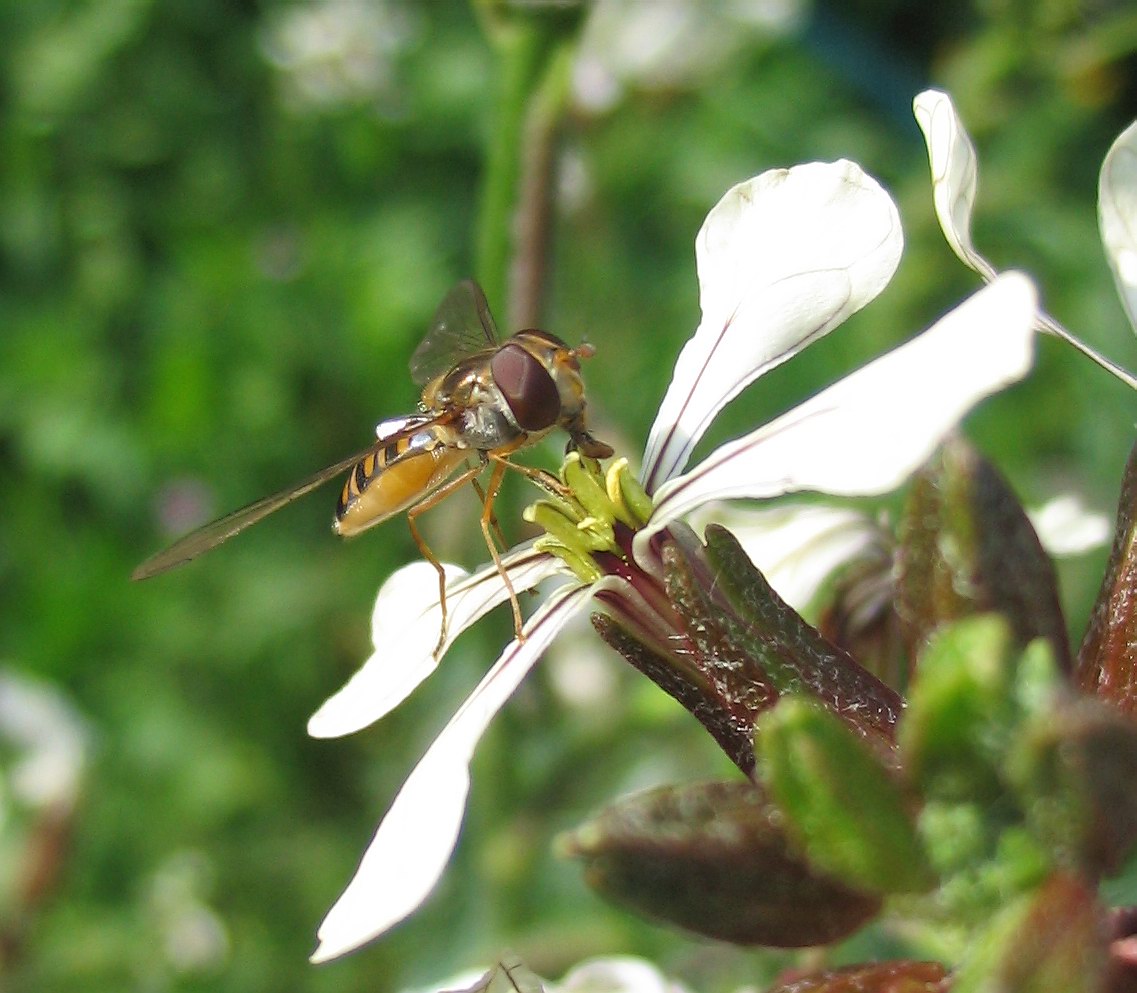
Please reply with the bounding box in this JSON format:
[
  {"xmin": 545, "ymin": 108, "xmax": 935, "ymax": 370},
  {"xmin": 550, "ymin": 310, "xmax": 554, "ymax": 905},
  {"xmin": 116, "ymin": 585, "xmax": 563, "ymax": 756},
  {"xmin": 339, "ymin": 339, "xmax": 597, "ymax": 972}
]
[
  {"xmin": 310, "ymin": 582, "xmax": 595, "ymax": 964},
  {"xmin": 0, "ymin": 669, "xmax": 90, "ymax": 810},
  {"xmin": 1099, "ymin": 117, "xmax": 1137, "ymax": 334},
  {"xmin": 553, "ymin": 957, "xmax": 691, "ymax": 993},
  {"xmin": 308, "ymin": 546, "xmax": 563, "ymax": 739},
  {"xmin": 641, "ymin": 160, "xmax": 903, "ymax": 492},
  {"xmin": 456, "ymin": 956, "xmax": 545, "ymax": 993},
  {"xmin": 1028, "ymin": 493, "xmax": 1111, "ymax": 557},
  {"xmin": 398, "ymin": 954, "xmax": 687, "ymax": 993},
  {"xmin": 915, "ymin": 89, "xmax": 1137, "ymax": 388},
  {"xmin": 687, "ymin": 502, "xmax": 880, "ymax": 611},
  {"xmin": 913, "ymin": 89, "xmax": 998, "ymax": 281},
  {"xmin": 644, "ymin": 273, "xmax": 1037, "ymax": 538}
]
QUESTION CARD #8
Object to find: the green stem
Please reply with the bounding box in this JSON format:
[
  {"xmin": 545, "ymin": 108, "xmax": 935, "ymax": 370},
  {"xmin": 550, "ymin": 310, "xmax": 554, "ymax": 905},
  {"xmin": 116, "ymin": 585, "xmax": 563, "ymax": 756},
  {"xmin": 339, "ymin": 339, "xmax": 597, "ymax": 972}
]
[{"xmin": 474, "ymin": 2, "xmax": 584, "ymax": 328}]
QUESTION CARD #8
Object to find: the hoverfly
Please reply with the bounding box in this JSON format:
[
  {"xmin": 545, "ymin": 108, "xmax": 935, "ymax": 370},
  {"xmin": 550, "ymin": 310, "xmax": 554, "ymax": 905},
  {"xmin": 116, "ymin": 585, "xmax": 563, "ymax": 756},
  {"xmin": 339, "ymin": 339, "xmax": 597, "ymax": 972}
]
[{"xmin": 133, "ymin": 279, "xmax": 613, "ymax": 651}]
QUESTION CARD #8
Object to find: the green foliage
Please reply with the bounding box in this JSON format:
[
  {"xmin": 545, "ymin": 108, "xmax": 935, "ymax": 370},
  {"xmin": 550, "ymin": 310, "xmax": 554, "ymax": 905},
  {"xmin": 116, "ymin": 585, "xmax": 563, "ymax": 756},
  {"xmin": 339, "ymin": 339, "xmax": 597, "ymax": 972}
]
[{"xmin": 3, "ymin": 1, "xmax": 1137, "ymax": 991}]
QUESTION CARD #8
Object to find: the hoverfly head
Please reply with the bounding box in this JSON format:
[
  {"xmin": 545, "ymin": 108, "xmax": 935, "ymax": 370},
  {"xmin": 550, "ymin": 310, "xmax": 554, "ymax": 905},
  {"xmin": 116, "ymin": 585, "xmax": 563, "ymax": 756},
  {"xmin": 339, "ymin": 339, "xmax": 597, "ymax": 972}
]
[{"xmin": 491, "ymin": 337, "xmax": 562, "ymax": 432}]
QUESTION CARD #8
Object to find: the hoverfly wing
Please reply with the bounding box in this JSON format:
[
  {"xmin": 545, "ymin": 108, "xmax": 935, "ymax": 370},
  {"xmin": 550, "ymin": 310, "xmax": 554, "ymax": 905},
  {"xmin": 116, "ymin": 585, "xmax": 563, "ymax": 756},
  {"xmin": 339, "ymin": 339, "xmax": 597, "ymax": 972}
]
[
  {"xmin": 409, "ymin": 279, "xmax": 499, "ymax": 386},
  {"xmin": 131, "ymin": 447, "xmax": 382, "ymax": 580},
  {"xmin": 131, "ymin": 415, "xmax": 452, "ymax": 581}
]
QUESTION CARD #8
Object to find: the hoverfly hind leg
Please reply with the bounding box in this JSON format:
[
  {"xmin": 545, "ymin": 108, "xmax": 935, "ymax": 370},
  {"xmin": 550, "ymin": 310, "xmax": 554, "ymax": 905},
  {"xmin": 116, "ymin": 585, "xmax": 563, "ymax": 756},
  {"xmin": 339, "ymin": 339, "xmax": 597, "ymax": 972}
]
[
  {"xmin": 406, "ymin": 513, "xmax": 452, "ymax": 660},
  {"xmin": 404, "ymin": 461, "xmax": 487, "ymax": 658}
]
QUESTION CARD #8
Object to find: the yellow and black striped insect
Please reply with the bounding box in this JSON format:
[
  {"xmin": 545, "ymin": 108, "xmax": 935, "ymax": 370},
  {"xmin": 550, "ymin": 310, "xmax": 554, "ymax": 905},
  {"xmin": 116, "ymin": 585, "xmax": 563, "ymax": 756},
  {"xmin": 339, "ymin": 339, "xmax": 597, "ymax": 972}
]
[{"xmin": 133, "ymin": 279, "xmax": 612, "ymax": 649}]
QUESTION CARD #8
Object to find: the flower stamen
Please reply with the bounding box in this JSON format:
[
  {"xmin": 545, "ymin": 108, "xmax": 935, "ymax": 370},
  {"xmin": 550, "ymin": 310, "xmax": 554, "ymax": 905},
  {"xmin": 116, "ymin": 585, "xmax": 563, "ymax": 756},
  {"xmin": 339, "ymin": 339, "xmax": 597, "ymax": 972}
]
[{"xmin": 525, "ymin": 453, "xmax": 656, "ymax": 581}]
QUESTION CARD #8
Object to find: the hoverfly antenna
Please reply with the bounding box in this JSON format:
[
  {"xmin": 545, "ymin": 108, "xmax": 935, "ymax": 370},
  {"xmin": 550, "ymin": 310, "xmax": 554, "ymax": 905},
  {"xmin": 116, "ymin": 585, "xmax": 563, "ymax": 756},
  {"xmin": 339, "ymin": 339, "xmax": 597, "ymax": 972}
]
[{"xmin": 574, "ymin": 342, "xmax": 597, "ymax": 361}]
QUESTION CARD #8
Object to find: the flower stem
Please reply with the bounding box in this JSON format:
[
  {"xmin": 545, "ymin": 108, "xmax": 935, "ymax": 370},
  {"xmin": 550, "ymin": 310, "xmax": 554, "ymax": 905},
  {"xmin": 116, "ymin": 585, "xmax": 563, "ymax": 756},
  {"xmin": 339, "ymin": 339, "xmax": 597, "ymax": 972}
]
[{"xmin": 474, "ymin": 0, "xmax": 585, "ymax": 327}]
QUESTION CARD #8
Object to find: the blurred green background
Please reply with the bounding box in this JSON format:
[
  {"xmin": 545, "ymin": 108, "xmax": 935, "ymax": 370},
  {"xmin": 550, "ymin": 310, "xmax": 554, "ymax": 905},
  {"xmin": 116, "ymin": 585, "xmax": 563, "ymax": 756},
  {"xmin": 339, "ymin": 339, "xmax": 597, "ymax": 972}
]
[{"xmin": 3, "ymin": 1, "xmax": 1136, "ymax": 990}]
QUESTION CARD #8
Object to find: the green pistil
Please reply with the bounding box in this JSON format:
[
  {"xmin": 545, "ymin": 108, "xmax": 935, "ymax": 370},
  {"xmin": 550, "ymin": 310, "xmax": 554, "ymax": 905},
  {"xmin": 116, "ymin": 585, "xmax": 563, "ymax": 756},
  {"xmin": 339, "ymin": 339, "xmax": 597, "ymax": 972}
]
[{"xmin": 524, "ymin": 453, "xmax": 654, "ymax": 581}]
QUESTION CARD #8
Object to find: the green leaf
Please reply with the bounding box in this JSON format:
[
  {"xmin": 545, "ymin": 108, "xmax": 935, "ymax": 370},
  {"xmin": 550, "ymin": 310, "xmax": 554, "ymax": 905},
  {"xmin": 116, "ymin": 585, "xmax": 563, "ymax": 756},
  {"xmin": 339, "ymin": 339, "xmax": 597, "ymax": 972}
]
[
  {"xmin": 900, "ymin": 615, "xmax": 1020, "ymax": 803},
  {"xmin": 756, "ymin": 696, "xmax": 935, "ymax": 895}
]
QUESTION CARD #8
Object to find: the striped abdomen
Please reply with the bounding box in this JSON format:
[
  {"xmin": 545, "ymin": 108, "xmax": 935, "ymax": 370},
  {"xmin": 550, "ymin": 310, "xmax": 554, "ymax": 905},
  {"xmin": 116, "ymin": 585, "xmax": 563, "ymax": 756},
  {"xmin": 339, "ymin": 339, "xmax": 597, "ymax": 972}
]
[{"xmin": 334, "ymin": 424, "xmax": 469, "ymax": 537}]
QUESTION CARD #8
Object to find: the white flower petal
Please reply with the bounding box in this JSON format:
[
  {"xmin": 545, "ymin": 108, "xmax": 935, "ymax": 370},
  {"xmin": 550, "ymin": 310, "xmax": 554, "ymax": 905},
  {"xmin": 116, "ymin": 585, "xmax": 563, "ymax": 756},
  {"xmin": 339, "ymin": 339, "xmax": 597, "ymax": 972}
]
[
  {"xmin": 642, "ymin": 273, "xmax": 1037, "ymax": 540},
  {"xmin": 687, "ymin": 502, "xmax": 880, "ymax": 610},
  {"xmin": 913, "ymin": 89, "xmax": 998, "ymax": 282},
  {"xmin": 310, "ymin": 581, "xmax": 594, "ymax": 963},
  {"xmin": 1099, "ymin": 118, "xmax": 1137, "ymax": 334},
  {"xmin": 307, "ymin": 545, "xmax": 564, "ymax": 739},
  {"xmin": 641, "ymin": 160, "xmax": 903, "ymax": 492}
]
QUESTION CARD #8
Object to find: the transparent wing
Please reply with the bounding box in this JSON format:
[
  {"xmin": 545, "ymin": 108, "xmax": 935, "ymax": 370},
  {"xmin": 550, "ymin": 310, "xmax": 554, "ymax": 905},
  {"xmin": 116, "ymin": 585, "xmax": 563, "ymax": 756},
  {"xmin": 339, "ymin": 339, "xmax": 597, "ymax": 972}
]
[
  {"xmin": 409, "ymin": 279, "xmax": 499, "ymax": 386},
  {"xmin": 132, "ymin": 415, "xmax": 453, "ymax": 580}
]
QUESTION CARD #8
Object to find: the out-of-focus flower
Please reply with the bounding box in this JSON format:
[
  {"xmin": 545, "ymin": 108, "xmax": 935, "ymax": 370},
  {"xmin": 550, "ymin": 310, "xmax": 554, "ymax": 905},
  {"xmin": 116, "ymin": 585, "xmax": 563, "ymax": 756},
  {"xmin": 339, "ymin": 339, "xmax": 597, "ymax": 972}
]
[
  {"xmin": 572, "ymin": 0, "xmax": 803, "ymax": 114},
  {"xmin": 307, "ymin": 160, "xmax": 1038, "ymax": 962},
  {"xmin": 552, "ymin": 956, "xmax": 690, "ymax": 993},
  {"xmin": 406, "ymin": 953, "xmax": 687, "ymax": 993},
  {"xmin": 146, "ymin": 851, "xmax": 230, "ymax": 975},
  {"xmin": 0, "ymin": 669, "xmax": 89, "ymax": 813},
  {"xmin": 259, "ymin": 1, "xmax": 416, "ymax": 113},
  {"xmin": 1028, "ymin": 493, "xmax": 1112, "ymax": 557},
  {"xmin": 0, "ymin": 668, "xmax": 91, "ymax": 944}
]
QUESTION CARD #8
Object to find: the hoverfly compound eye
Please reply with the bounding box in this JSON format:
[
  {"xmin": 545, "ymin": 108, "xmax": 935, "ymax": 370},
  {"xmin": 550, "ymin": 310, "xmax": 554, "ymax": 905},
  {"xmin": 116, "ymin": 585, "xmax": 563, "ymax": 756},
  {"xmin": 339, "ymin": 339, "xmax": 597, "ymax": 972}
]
[{"xmin": 491, "ymin": 342, "xmax": 561, "ymax": 431}]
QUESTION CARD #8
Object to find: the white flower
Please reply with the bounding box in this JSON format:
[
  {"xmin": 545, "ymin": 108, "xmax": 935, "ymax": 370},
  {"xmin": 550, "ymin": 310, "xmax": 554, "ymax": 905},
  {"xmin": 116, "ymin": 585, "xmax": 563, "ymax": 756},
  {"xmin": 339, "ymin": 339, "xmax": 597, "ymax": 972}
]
[
  {"xmin": 914, "ymin": 88, "xmax": 1137, "ymax": 387},
  {"xmin": 307, "ymin": 160, "xmax": 1038, "ymax": 962}
]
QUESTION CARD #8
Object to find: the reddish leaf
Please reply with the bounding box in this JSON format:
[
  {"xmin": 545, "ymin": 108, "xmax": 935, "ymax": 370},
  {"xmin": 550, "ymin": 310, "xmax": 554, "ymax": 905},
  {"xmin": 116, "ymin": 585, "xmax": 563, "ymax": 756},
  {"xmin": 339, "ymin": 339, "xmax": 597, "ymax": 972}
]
[
  {"xmin": 765, "ymin": 961, "xmax": 948, "ymax": 993},
  {"xmin": 897, "ymin": 437, "xmax": 1071, "ymax": 672},
  {"xmin": 561, "ymin": 780, "xmax": 880, "ymax": 947},
  {"xmin": 1079, "ymin": 440, "xmax": 1137, "ymax": 714}
]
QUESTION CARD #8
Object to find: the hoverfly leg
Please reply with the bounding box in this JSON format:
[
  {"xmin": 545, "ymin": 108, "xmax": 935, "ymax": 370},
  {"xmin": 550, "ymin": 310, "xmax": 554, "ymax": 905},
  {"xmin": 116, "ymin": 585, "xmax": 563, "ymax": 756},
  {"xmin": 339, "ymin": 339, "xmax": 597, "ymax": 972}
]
[
  {"xmin": 480, "ymin": 456, "xmax": 526, "ymax": 645},
  {"xmin": 404, "ymin": 460, "xmax": 488, "ymax": 658},
  {"xmin": 530, "ymin": 467, "xmax": 569, "ymax": 499},
  {"xmin": 469, "ymin": 474, "xmax": 509, "ymax": 554},
  {"xmin": 496, "ymin": 459, "xmax": 570, "ymax": 500},
  {"xmin": 405, "ymin": 513, "xmax": 451, "ymax": 659}
]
